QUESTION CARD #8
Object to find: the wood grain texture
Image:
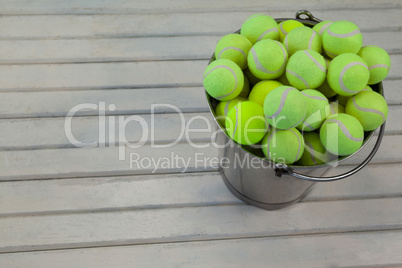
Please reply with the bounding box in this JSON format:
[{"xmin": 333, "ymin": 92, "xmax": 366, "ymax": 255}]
[
  {"xmin": 0, "ymin": 143, "xmax": 220, "ymax": 180},
  {"xmin": 0, "ymin": 113, "xmax": 215, "ymax": 150},
  {"xmin": 0, "ymin": 163, "xmax": 400, "ymax": 216},
  {"xmin": 1, "ymin": 0, "xmax": 400, "ymax": 15},
  {"xmin": 1, "ymin": 9, "xmax": 400, "ymax": 40},
  {"xmin": 1, "ymin": 231, "xmax": 402, "ymax": 267},
  {"xmin": 0, "ymin": 31, "xmax": 399, "ymax": 64},
  {"xmin": 1, "ymin": 198, "xmax": 402, "ymax": 253},
  {"xmin": 0, "ymin": 87, "xmax": 209, "ymax": 119}
]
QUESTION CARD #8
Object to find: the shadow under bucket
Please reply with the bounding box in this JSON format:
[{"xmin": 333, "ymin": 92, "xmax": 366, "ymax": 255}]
[{"xmin": 205, "ymin": 10, "xmax": 387, "ymax": 210}]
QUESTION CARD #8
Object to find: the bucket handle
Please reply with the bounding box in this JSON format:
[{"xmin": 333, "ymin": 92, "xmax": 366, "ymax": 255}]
[{"xmin": 274, "ymin": 122, "xmax": 386, "ymax": 182}]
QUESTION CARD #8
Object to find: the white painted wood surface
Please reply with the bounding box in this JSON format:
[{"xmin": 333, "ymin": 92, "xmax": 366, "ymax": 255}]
[{"xmin": 0, "ymin": 0, "xmax": 401, "ymax": 266}]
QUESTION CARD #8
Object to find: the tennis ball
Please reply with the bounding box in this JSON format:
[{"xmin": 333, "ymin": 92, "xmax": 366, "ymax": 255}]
[
  {"xmin": 357, "ymin": 45, "xmax": 391, "ymax": 85},
  {"xmin": 320, "ymin": 113, "xmax": 364, "ymax": 156},
  {"xmin": 225, "ymin": 101, "xmax": 268, "ymax": 145},
  {"xmin": 263, "ymin": 86, "xmax": 307, "ymax": 130},
  {"xmin": 322, "ymin": 20, "xmax": 363, "ymax": 58},
  {"xmin": 286, "ymin": 50, "xmax": 326, "ymax": 90},
  {"xmin": 248, "ymin": 39, "xmax": 288, "ymax": 80},
  {"xmin": 313, "ymin": 21, "xmax": 333, "ymax": 36},
  {"xmin": 215, "ymin": 34, "xmax": 252, "ymax": 70},
  {"xmin": 248, "ymin": 80, "xmax": 282, "ymax": 107},
  {"xmin": 278, "ymin": 20, "xmax": 304, "ymax": 42},
  {"xmin": 261, "ymin": 127, "xmax": 304, "ymax": 165},
  {"xmin": 215, "ymin": 97, "xmax": 245, "ymax": 126},
  {"xmin": 345, "ymin": 91, "xmax": 388, "ymax": 131},
  {"xmin": 317, "ymin": 79, "xmax": 337, "ymax": 98},
  {"xmin": 276, "ymin": 73, "xmax": 290, "ymax": 86},
  {"xmin": 327, "ymin": 53, "xmax": 369, "ymax": 96},
  {"xmin": 283, "ymin": 26, "xmax": 322, "ymax": 56},
  {"xmin": 243, "ymin": 68, "xmax": 261, "ymax": 86},
  {"xmin": 240, "ymin": 14, "xmax": 279, "ymax": 44},
  {"xmin": 297, "ymin": 132, "xmax": 332, "ymax": 166},
  {"xmin": 328, "ymin": 101, "xmax": 345, "ymax": 115},
  {"xmin": 203, "ymin": 59, "xmax": 244, "ymax": 101},
  {"xmin": 298, "ymin": 89, "xmax": 330, "ymax": 131},
  {"xmin": 336, "ymin": 85, "xmax": 372, "ymax": 106},
  {"xmin": 238, "ymin": 75, "xmax": 250, "ymax": 98}
]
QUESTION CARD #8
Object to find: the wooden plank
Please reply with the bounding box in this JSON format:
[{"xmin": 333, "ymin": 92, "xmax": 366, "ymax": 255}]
[
  {"xmin": 0, "ymin": 55, "xmax": 401, "ymax": 92},
  {"xmin": 1, "ymin": 230, "xmax": 402, "ymax": 267},
  {"xmin": 0, "ymin": 172, "xmax": 238, "ymax": 216},
  {"xmin": 0, "ymin": 31, "xmax": 399, "ymax": 64},
  {"xmin": 0, "ymin": 113, "xmax": 215, "ymax": 150},
  {"xmin": 0, "ymin": 87, "xmax": 209, "ymax": 119},
  {"xmin": 1, "ymin": 198, "xmax": 402, "ymax": 253},
  {"xmin": 0, "ymin": 104, "xmax": 399, "ymax": 150},
  {"xmin": 0, "ymin": 61, "xmax": 205, "ymax": 92},
  {"xmin": 0, "ymin": 163, "xmax": 400, "ymax": 216},
  {"xmin": 0, "ymin": 143, "xmax": 219, "ymax": 181},
  {"xmin": 1, "ymin": 10, "xmax": 400, "ymax": 40},
  {"xmin": 0, "ymin": 0, "xmax": 400, "ymax": 15}
]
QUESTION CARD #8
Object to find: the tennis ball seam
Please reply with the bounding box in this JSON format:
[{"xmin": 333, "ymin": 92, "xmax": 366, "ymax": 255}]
[
  {"xmin": 351, "ymin": 96, "xmax": 386, "ymax": 121},
  {"xmin": 249, "ymin": 42, "xmax": 287, "ymax": 75},
  {"xmin": 308, "ymin": 31, "xmax": 318, "ymax": 50},
  {"xmin": 217, "ymin": 47, "xmax": 247, "ymax": 63},
  {"xmin": 319, "ymin": 22, "xmax": 333, "ymax": 35},
  {"xmin": 203, "ymin": 64, "xmax": 238, "ymax": 100},
  {"xmin": 325, "ymin": 118, "xmax": 363, "ymax": 142},
  {"xmin": 368, "ymin": 64, "xmax": 390, "ymax": 71},
  {"xmin": 286, "ymin": 70, "xmax": 310, "ymax": 88},
  {"xmin": 339, "ymin": 62, "xmax": 368, "ymax": 94},
  {"xmin": 265, "ymin": 87, "xmax": 293, "ymax": 119},
  {"xmin": 257, "ymin": 28, "xmax": 279, "ymax": 42},
  {"xmin": 326, "ymin": 28, "xmax": 361, "ymax": 38}
]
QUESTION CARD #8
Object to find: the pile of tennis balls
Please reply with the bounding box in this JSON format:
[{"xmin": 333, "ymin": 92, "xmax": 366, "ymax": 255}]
[{"xmin": 203, "ymin": 14, "xmax": 390, "ymax": 166}]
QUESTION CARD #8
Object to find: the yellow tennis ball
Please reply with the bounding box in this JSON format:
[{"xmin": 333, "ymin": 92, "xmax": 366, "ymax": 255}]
[
  {"xmin": 322, "ymin": 20, "xmax": 363, "ymax": 58},
  {"xmin": 357, "ymin": 45, "xmax": 391, "ymax": 85},
  {"xmin": 327, "ymin": 53, "xmax": 370, "ymax": 96},
  {"xmin": 286, "ymin": 50, "xmax": 327, "ymax": 90},
  {"xmin": 320, "ymin": 113, "xmax": 364, "ymax": 156},
  {"xmin": 261, "ymin": 127, "xmax": 305, "ymax": 165},
  {"xmin": 345, "ymin": 91, "xmax": 388, "ymax": 131},
  {"xmin": 225, "ymin": 101, "xmax": 268, "ymax": 145},
  {"xmin": 312, "ymin": 20, "xmax": 333, "ymax": 36},
  {"xmin": 215, "ymin": 97, "xmax": 245, "ymax": 126},
  {"xmin": 336, "ymin": 85, "xmax": 372, "ymax": 106},
  {"xmin": 298, "ymin": 89, "xmax": 330, "ymax": 131},
  {"xmin": 238, "ymin": 75, "xmax": 250, "ymax": 98},
  {"xmin": 248, "ymin": 39, "xmax": 288, "ymax": 80},
  {"xmin": 283, "ymin": 26, "xmax": 322, "ymax": 56},
  {"xmin": 215, "ymin": 34, "xmax": 252, "ymax": 70},
  {"xmin": 278, "ymin": 20, "xmax": 304, "ymax": 42},
  {"xmin": 248, "ymin": 80, "xmax": 283, "ymax": 107},
  {"xmin": 263, "ymin": 86, "xmax": 307, "ymax": 130},
  {"xmin": 328, "ymin": 101, "xmax": 345, "ymax": 116},
  {"xmin": 203, "ymin": 59, "xmax": 244, "ymax": 101},
  {"xmin": 240, "ymin": 14, "xmax": 279, "ymax": 44},
  {"xmin": 297, "ymin": 132, "xmax": 333, "ymax": 166}
]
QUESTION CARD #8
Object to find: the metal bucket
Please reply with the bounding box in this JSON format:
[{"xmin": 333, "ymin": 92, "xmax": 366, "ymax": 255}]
[{"xmin": 206, "ymin": 10, "xmax": 387, "ymax": 210}]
